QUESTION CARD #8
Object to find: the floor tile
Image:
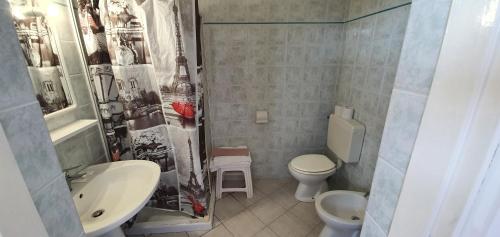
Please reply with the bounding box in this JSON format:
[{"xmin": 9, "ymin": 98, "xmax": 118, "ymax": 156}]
[
  {"xmin": 254, "ymin": 179, "xmax": 288, "ymax": 195},
  {"xmin": 149, "ymin": 233, "xmax": 188, "ymax": 237},
  {"xmin": 187, "ymin": 215, "xmax": 222, "ymax": 237},
  {"xmin": 253, "ymin": 227, "xmax": 278, "ymax": 237},
  {"xmin": 231, "ymin": 189, "xmax": 265, "ymax": 207},
  {"xmin": 215, "ymin": 195, "xmax": 245, "ymax": 221},
  {"xmin": 203, "ymin": 225, "xmax": 233, "ymax": 237},
  {"xmin": 288, "ymin": 202, "xmax": 321, "ymax": 228},
  {"xmin": 269, "ymin": 213, "xmax": 312, "ymax": 237},
  {"xmin": 214, "ymin": 216, "xmax": 222, "ymax": 227},
  {"xmin": 281, "ymin": 179, "xmax": 298, "ymax": 194},
  {"xmin": 186, "ymin": 230, "xmax": 208, "ymax": 237},
  {"xmin": 223, "ymin": 210, "xmax": 265, "ymax": 237},
  {"xmin": 268, "ymin": 189, "xmax": 298, "ymax": 210},
  {"xmin": 306, "ymin": 224, "xmax": 324, "ymax": 237},
  {"xmin": 249, "ymin": 198, "xmax": 287, "ymax": 224}
]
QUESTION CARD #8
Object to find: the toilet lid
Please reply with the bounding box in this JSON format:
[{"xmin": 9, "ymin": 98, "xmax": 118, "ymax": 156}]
[{"xmin": 290, "ymin": 154, "xmax": 336, "ymax": 173}]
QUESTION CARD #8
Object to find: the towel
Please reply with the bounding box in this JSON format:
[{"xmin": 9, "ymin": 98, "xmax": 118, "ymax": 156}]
[
  {"xmin": 211, "ymin": 146, "xmax": 251, "ymax": 171},
  {"xmin": 213, "ymin": 146, "xmax": 250, "ymax": 157}
]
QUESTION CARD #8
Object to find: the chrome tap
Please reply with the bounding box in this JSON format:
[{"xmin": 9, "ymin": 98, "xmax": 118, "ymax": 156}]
[{"xmin": 63, "ymin": 164, "xmax": 87, "ymax": 191}]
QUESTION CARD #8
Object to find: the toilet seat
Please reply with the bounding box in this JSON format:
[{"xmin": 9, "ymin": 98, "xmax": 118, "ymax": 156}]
[{"xmin": 290, "ymin": 154, "xmax": 336, "ymax": 174}]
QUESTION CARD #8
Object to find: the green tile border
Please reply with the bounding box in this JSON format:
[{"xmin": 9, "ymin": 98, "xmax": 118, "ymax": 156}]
[{"xmin": 203, "ymin": 2, "xmax": 411, "ymax": 25}]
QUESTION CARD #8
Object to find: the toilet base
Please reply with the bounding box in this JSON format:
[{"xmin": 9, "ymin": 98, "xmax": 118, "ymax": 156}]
[
  {"xmin": 320, "ymin": 225, "xmax": 360, "ymax": 237},
  {"xmin": 294, "ymin": 181, "xmax": 328, "ymax": 202}
]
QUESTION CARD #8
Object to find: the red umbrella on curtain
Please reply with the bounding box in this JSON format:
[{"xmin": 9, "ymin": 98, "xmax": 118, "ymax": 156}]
[{"xmin": 172, "ymin": 100, "xmax": 195, "ymax": 119}]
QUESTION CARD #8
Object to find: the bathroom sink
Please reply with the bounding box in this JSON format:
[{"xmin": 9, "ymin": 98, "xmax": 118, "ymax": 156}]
[{"xmin": 71, "ymin": 160, "xmax": 160, "ymax": 237}]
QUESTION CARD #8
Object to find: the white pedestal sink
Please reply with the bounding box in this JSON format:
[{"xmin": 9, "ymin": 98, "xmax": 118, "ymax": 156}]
[{"xmin": 71, "ymin": 160, "xmax": 160, "ymax": 237}]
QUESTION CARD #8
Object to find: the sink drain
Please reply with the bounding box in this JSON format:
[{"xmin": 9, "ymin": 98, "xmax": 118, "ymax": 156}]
[
  {"xmin": 351, "ymin": 216, "xmax": 360, "ymax": 221},
  {"xmin": 92, "ymin": 209, "xmax": 105, "ymax": 218}
]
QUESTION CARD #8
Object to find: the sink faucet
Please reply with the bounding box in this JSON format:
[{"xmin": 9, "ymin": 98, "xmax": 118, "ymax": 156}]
[{"xmin": 64, "ymin": 164, "xmax": 87, "ymax": 191}]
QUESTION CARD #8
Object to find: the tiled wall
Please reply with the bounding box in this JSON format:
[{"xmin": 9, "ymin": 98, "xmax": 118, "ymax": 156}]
[
  {"xmin": 0, "ymin": 0, "xmax": 84, "ymax": 236},
  {"xmin": 200, "ymin": 0, "xmax": 347, "ymax": 23},
  {"xmin": 201, "ymin": 0, "xmax": 346, "ymax": 178},
  {"xmin": 46, "ymin": 1, "xmax": 108, "ymax": 169},
  {"xmin": 361, "ymin": 0, "xmax": 453, "ymax": 236},
  {"xmin": 332, "ymin": 1, "xmax": 411, "ymax": 191},
  {"xmin": 201, "ymin": 0, "xmax": 413, "ymax": 182}
]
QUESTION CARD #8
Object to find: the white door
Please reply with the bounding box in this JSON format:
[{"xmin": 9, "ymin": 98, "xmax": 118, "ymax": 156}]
[
  {"xmin": 0, "ymin": 124, "xmax": 49, "ymax": 237},
  {"xmin": 389, "ymin": 0, "xmax": 500, "ymax": 236}
]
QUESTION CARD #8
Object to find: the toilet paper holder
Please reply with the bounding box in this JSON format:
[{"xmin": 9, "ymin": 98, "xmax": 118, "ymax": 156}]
[{"xmin": 256, "ymin": 110, "xmax": 268, "ymax": 124}]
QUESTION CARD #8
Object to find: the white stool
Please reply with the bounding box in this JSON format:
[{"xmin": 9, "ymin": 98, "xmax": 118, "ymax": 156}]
[{"xmin": 211, "ymin": 147, "xmax": 253, "ymax": 200}]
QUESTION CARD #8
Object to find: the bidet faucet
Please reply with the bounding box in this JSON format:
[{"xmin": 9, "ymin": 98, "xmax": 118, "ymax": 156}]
[{"xmin": 64, "ymin": 164, "xmax": 88, "ymax": 191}]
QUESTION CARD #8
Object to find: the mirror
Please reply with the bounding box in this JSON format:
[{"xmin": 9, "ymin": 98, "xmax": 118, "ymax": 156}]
[{"xmin": 9, "ymin": 0, "xmax": 73, "ymax": 115}]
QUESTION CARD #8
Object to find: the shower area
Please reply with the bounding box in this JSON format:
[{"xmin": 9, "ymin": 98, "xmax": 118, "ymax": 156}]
[{"xmin": 74, "ymin": 0, "xmax": 215, "ymax": 232}]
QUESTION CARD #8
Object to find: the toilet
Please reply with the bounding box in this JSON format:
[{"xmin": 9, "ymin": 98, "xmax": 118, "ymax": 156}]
[
  {"xmin": 288, "ymin": 110, "xmax": 365, "ymax": 202},
  {"xmin": 288, "ymin": 154, "xmax": 336, "ymax": 202},
  {"xmin": 315, "ymin": 191, "xmax": 367, "ymax": 237}
]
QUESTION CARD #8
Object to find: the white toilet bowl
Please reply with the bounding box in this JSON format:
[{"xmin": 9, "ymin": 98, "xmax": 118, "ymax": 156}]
[
  {"xmin": 315, "ymin": 190, "xmax": 367, "ymax": 237},
  {"xmin": 288, "ymin": 154, "xmax": 336, "ymax": 202}
]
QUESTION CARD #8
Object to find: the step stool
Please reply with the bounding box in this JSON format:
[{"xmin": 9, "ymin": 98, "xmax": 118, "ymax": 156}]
[{"xmin": 211, "ymin": 146, "xmax": 253, "ymax": 199}]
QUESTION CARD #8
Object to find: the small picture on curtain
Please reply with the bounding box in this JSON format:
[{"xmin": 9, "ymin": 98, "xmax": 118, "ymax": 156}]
[
  {"xmin": 105, "ymin": 0, "xmax": 152, "ymax": 66},
  {"xmin": 150, "ymin": 170, "xmax": 180, "ymax": 210},
  {"xmin": 112, "ymin": 65, "xmax": 164, "ymax": 130},
  {"xmin": 129, "ymin": 125, "xmax": 175, "ymax": 172},
  {"xmin": 78, "ymin": 0, "xmax": 112, "ymax": 65},
  {"xmin": 169, "ymin": 127, "xmax": 207, "ymax": 216},
  {"xmin": 88, "ymin": 64, "xmax": 133, "ymax": 161}
]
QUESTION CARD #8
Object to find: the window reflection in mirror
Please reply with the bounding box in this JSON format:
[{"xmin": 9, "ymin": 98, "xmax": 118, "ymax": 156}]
[{"xmin": 9, "ymin": 0, "xmax": 73, "ymax": 115}]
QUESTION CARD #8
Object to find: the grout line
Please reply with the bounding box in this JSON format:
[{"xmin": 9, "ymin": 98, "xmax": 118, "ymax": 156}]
[
  {"xmin": 378, "ymin": 155, "xmax": 405, "ymax": 177},
  {"xmin": 31, "ymin": 173, "xmax": 65, "ymax": 199},
  {"xmin": 365, "ymin": 212, "xmax": 389, "ymax": 236},
  {"xmin": 392, "ymin": 87, "xmax": 429, "ymax": 98},
  {"xmin": 203, "ymin": 2, "xmax": 412, "ymax": 25},
  {"xmin": 0, "ymin": 101, "xmax": 38, "ymax": 115},
  {"xmin": 213, "ymin": 180, "xmax": 303, "ymax": 237}
]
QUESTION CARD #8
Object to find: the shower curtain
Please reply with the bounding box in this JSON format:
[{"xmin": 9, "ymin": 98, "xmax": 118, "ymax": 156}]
[{"xmin": 76, "ymin": 0, "xmax": 209, "ymax": 217}]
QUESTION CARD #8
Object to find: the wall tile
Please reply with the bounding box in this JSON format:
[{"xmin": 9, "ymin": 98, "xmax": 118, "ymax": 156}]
[
  {"xmin": 363, "ymin": 0, "xmax": 452, "ymax": 235},
  {"xmin": 360, "ymin": 214, "xmax": 387, "ymax": 237},
  {"xmin": 85, "ymin": 126, "xmax": 106, "ymax": 163},
  {"xmin": 332, "ymin": 5, "xmax": 410, "ymax": 191},
  {"xmin": 365, "ymin": 159, "xmax": 404, "ymax": 234},
  {"xmin": 0, "ymin": 0, "xmax": 9, "ymax": 9},
  {"xmin": 33, "ymin": 175, "xmax": 84, "ymax": 237},
  {"xmin": 55, "ymin": 126, "xmax": 103, "ymax": 170},
  {"xmin": 394, "ymin": 0, "xmax": 450, "ymax": 94},
  {"xmin": 0, "ymin": 103, "xmax": 62, "ymax": 194},
  {"xmin": 205, "ymin": 21, "xmax": 343, "ymax": 178},
  {"xmin": 60, "ymin": 41, "xmax": 83, "ymax": 75},
  {"xmin": 69, "ymin": 74, "xmax": 92, "ymax": 106},
  {"xmin": 77, "ymin": 103, "xmax": 97, "ymax": 120},
  {"xmin": 52, "ymin": 3, "xmax": 75, "ymax": 42},
  {"xmin": 45, "ymin": 108, "xmax": 80, "ymax": 131},
  {"xmin": 378, "ymin": 89, "xmax": 427, "ymax": 173}
]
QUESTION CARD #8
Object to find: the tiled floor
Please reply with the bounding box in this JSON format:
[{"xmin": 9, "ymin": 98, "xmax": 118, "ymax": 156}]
[{"xmin": 141, "ymin": 179, "xmax": 324, "ymax": 237}]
